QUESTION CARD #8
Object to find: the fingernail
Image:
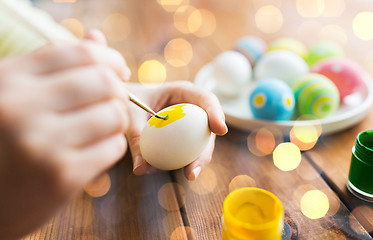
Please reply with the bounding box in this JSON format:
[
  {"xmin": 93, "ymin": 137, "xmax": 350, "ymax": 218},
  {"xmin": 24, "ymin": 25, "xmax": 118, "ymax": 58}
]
[
  {"xmin": 220, "ymin": 119, "xmax": 228, "ymax": 134},
  {"xmin": 190, "ymin": 166, "xmax": 202, "ymax": 181},
  {"xmin": 220, "ymin": 112, "xmax": 227, "ymax": 125},
  {"xmin": 133, "ymin": 156, "xmax": 143, "ymax": 171},
  {"xmin": 222, "ymin": 123, "xmax": 228, "ymax": 134}
]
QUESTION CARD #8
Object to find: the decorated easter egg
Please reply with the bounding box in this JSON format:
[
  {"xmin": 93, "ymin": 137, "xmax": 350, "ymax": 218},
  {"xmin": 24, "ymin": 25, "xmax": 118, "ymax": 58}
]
[
  {"xmin": 292, "ymin": 73, "xmax": 340, "ymax": 119},
  {"xmin": 306, "ymin": 41, "xmax": 344, "ymax": 67},
  {"xmin": 254, "ymin": 50, "xmax": 309, "ymax": 86},
  {"xmin": 249, "ymin": 78, "xmax": 295, "ymax": 121},
  {"xmin": 311, "ymin": 58, "xmax": 365, "ymax": 101},
  {"xmin": 268, "ymin": 37, "xmax": 308, "ymax": 59},
  {"xmin": 212, "ymin": 50, "xmax": 252, "ymax": 97},
  {"xmin": 234, "ymin": 36, "xmax": 267, "ymax": 66},
  {"xmin": 140, "ymin": 103, "xmax": 211, "ymax": 171}
]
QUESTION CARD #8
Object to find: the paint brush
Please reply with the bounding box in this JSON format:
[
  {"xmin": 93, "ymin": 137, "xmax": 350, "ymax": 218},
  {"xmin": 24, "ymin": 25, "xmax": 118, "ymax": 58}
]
[
  {"xmin": 0, "ymin": 0, "xmax": 167, "ymax": 120},
  {"xmin": 127, "ymin": 92, "xmax": 168, "ymax": 120}
]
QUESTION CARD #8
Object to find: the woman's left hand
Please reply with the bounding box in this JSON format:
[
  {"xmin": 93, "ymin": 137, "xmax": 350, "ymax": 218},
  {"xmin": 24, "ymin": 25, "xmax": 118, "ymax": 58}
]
[{"xmin": 125, "ymin": 81, "xmax": 228, "ymax": 181}]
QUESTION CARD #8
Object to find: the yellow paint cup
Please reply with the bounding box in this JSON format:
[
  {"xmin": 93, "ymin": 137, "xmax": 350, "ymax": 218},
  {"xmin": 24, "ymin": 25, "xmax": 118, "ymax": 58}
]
[{"xmin": 222, "ymin": 187, "xmax": 284, "ymax": 240}]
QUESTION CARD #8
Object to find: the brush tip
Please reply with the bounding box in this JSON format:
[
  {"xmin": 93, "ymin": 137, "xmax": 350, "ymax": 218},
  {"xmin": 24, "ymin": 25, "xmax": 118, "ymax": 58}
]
[{"xmin": 155, "ymin": 114, "xmax": 168, "ymax": 120}]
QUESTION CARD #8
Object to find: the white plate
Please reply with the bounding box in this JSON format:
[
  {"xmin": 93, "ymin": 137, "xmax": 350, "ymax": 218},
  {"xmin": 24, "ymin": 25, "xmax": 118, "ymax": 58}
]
[{"xmin": 194, "ymin": 62, "xmax": 373, "ymax": 135}]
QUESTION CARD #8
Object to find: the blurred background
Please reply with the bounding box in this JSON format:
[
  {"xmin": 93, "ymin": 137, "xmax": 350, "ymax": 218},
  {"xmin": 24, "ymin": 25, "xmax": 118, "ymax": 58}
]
[{"xmin": 33, "ymin": 0, "xmax": 373, "ymax": 86}]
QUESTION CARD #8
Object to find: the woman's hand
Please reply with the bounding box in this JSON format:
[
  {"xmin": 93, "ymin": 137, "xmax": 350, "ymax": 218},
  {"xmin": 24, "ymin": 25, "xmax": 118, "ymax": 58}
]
[
  {"xmin": 125, "ymin": 81, "xmax": 228, "ymax": 181},
  {"xmin": 0, "ymin": 40, "xmax": 131, "ymax": 239}
]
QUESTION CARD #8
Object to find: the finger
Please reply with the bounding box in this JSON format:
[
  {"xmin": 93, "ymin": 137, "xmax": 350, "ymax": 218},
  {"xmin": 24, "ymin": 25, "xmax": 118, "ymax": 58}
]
[
  {"xmin": 29, "ymin": 42, "xmax": 131, "ymax": 81},
  {"xmin": 59, "ymin": 99, "xmax": 129, "ymax": 147},
  {"xmin": 70, "ymin": 133, "xmax": 127, "ymax": 185},
  {"xmin": 43, "ymin": 65, "xmax": 128, "ymax": 111},
  {"xmin": 164, "ymin": 82, "xmax": 228, "ymax": 136},
  {"xmin": 125, "ymin": 106, "xmax": 152, "ymax": 175},
  {"xmin": 84, "ymin": 29, "xmax": 107, "ymax": 45},
  {"xmin": 183, "ymin": 134, "xmax": 216, "ymax": 181}
]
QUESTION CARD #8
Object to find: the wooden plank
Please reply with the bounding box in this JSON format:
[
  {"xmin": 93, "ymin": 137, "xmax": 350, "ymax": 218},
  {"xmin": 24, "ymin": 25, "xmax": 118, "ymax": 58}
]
[
  {"xmin": 175, "ymin": 129, "xmax": 372, "ymax": 239},
  {"xmin": 22, "ymin": 153, "xmax": 185, "ymax": 240},
  {"xmin": 305, "ymin": 109, "xmax": 373, "ymax": 235}
]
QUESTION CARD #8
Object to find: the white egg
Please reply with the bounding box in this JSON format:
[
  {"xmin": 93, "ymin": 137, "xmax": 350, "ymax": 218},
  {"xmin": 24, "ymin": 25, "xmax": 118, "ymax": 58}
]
[
  {"xmin": 140, "ymin": 103, "xmax": 211, "ymax": 170},
  {"xmin": 254, "ymin": 50, "xmax": 309, "ymax": 86},
  {"xmin": 212, "ymin": 50, "xmax": 252, "ymax": 97}
]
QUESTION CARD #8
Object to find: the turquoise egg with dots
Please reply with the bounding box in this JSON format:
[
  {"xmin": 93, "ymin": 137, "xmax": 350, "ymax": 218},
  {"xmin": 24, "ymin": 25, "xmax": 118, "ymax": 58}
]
[
  {"xmin": 292, "ymin": 73, "xmax": 340, "ymax": 119},
  {"xmin": 249, "ymin": 78, "xmax": 295, "ymax": 121}
]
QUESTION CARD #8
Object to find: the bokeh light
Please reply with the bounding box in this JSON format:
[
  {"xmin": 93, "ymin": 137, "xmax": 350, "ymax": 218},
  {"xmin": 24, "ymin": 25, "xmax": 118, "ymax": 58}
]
[
  {"xmin": 187, "ymin": 9, "xmax": 202, "ymax": 33},
  {"xmin": 353, "ymin": 12, "xmax": 373, "ymax": 41},
  {"xmin": 255, "ymin": 5, "xmax": 283, "ymax": 34},
  {"xmin": 174, "ymin": 5, "xmax": 197, "ymax": 34},
  {"xmin": 319, "ymin": 24, "xmax": 348, "ymax": 46},
  {"xmin": 102, "ymin": 13, "xmax": 131, "ymax": 42},
  {"xmin": 247, "ymin": 128, "xmax": 282, "ymax": 156},
  {"xmin": 158, "ymin": 183, "xmax": 186, "ymax": 211},
  {"xmin": 293, "ymin": 123, "xmax": 321, "ymax": 143},
  {"xmin": 229, "ymin": 175, "xmax": 256, "ymax": 192},
  {"xmin": 188, "ymin": 9, "xmax": 216, "ymax": 38},
  {"xmin": 138, "ymin": 59, "xmax": 167, "ymax": 85},
  {"xmin": 350, "ymin": 206, "xmax": 373, "ymax": 233},
  {"xmin": 296, "ymin": 0, "xmax": 324, "ymax": 18},
  {"xmin": 273, "ymin": 142, "xmax": 301, "ymax": 171},
  {"xmin": 322, "ymin": 0, "xmax": 345, "ymax": 17},
  {"xmin": 164, "ymin": 38, "xmax": 193, "ymax": 67},
  {"xmin": 84, "ymin": 172, "xmax": 111, "ymax": 198},
  {"xmin": 60, "ymin": 18, "xmax": 84, "ymax": 38},
  {"xmin": 170, "ymin": 226, "xmax": 197, "ymax": 239},
  {"xmin": 157, "ymin": 0, "xmax": 189, "ymax": 12},
  {"xmin": 290, "ymin": 122, "xmax": 321, "ymax": 151},
  {"xmin": 301, "ymin": 190, "xmax": 329, "ymax": 219},
  {"xmin": 255, "ymin": 128, "xmax": 276, "ymax": 155},
  {"xmin": 189, "ymin": 167, "xmax": 217, "ymax": 195},
  {"xmin": 290, "ymin": 128, "xmax": 317, "ymax": 151}
]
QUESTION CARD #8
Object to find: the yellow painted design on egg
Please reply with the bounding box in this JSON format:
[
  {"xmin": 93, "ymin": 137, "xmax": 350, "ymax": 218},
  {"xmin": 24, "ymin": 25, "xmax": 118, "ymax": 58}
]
[
  {"xmin": 286, "ymin": 97, "xmax": 292, "ymax": 106},
  {"xmin": 254, "ymin": 93, "xmax": 266, "ymax": 108},
  {"xmin": 148, "ymin": 104, "xmax": 187, "ymax": 128},
  {"xmin": 283, "ymin": 94, "xmax": 294, "ymax": 110}
]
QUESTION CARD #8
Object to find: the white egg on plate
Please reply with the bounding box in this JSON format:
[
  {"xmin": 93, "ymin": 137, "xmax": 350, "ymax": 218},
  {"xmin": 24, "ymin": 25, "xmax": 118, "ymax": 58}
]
[
  {"xmin": 140, "ymin": 103, "xmax": 211, "ymax": 171},
  {"xmin": 254, "ymin": 50, "xmax": 309, "ymax": 86},
  {"xmin": 212, "ymin": 50, "xmax": 252, "ymax": 97}
]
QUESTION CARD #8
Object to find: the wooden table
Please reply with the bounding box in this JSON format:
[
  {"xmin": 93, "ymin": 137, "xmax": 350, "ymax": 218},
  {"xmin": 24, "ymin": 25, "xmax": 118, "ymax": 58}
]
[{"xmin": 25, "ymin": 0, "xmax": 373, "ymax": 239}]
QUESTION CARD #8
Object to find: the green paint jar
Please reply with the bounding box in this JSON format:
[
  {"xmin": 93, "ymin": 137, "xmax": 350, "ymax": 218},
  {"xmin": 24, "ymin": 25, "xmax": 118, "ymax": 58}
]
[{"xmin": 347, "ymin": 130, "xmax": 373, "ymax": 202}]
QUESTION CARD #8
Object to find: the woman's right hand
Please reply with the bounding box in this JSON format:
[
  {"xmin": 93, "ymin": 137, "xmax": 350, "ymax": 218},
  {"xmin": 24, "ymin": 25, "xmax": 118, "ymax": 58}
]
[{"xmin": 0, "ymin": 41, "xmax": 130, "ymax": 239}]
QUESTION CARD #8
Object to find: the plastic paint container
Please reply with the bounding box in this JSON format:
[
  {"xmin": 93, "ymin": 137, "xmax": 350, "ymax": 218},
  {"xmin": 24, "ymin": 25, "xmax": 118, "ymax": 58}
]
[
  {"xmin": 222, "ymin": 187, "xmax": 284, "ymax": 240},
  {"xmin": 347, "ymin": 130, "xmax": 373, "ymax": 202}
]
